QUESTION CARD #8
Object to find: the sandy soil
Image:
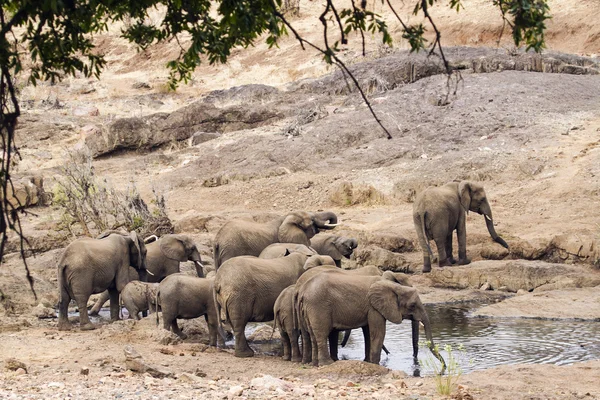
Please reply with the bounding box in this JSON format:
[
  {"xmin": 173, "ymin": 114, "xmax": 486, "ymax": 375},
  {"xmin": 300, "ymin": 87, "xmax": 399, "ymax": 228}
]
[{"xmin": 2, "ymin": 0, "xmax": 600, "ymax": 398}]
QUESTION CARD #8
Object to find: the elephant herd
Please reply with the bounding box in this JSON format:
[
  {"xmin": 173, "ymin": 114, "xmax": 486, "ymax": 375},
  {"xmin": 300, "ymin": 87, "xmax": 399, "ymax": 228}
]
[{"xmin": 56, "ymin": 180, "xmax": 509, "ymax": 368}]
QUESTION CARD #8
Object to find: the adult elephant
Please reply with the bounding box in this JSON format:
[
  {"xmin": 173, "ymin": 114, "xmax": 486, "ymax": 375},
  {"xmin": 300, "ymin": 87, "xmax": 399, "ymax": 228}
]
[
  {"xmin": 89, "ymin": 234, "xmax": 204, "ymax": 316},
  {"xmin": 214, "ymin": 253, "xmax": 335, "ymax": 357},
  {"xmin": 213, "ymin": 211, "xmax": 338, "ymax": 270},
  {"xmin": 413, "ymin": 180, "xmax": 509, "ymax": 273},
  {"xmin": 57, "ymin": 231, "xmax": 148, "ymax": 331},
  {"xmin": 297, "ymin": 269, "xmax": 445, "ymax": 368},
  {"xmin": 310, "ymin": 234, "xmax": 358, "ymax": 268},
  {"xmin": 293, "ymin": 266, "xmax": 404, "ymax": 364}
]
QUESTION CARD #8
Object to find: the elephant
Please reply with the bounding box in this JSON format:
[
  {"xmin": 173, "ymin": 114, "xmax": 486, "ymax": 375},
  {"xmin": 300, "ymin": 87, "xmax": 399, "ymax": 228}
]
[
  {"xmin": 413, "ymin": 180, "xmax": 509, "ymax": 273},
  {"xmin": 156, "ymin": 274, "xmax": 221, "ymax": 345},
  {"xmin": 297, "ymin": 269, "xmax": 445, "ymax": 368},
  {"xmin": 292, "ymin": 265, "xmax": 403, "ymax": 364},
  {"xmin": 57, "ymin": 231, "xmax": 148, "ymax": 331},
  {"xmin": 89, "ymin": 234, "xmax": 204, "ymax": 316},
  {"xmin": 214, "ymin": 253, "xmax": 335, "ymax": 357},
  {"xmin": 213, "ymin": 211, "xmax": 338, "ymax": 269},
  {"xmin": 120, "ymin": 281, "xmax": 159, "ymax": 320},
  {"xmin": 310, "ymin": 234, "xmax": 358, "ymax": 268},
  {"xmin": 274, "ymin": 265, "xmax": 385, "ymax": 363}
]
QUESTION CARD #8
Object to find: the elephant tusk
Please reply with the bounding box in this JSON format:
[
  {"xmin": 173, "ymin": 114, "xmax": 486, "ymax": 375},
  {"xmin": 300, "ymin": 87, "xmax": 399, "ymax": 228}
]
[
  {"xmin": 146, "ymin": 270, "xmax": 155, "ymax": 276},
  {"xmin": 195, "ymin": 261, "xmax": 205, "ymax": 269},
  {"xmin": 144, "ymin": 235, "xmax": 159, "ymax": 243},
  {"xmin": 420, "ymin": 321, "xmax": 425, "ymax": 327},
  {"xmin": 323, "ymin": 223, "xmax": 339, "ymax": 228},
  {"xmin": 484, "ymin": 214, "xmax": 492, "ymax": 222}
]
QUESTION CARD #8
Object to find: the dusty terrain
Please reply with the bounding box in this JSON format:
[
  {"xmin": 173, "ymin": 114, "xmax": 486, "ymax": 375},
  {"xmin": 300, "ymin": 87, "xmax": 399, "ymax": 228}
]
[{"xmin": 2, "ymin": 0, "xmax": 600, "ymax": 398}]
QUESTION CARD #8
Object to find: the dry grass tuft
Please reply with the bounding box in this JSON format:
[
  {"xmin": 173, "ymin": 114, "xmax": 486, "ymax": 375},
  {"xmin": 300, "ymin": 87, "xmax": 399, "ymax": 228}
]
[{"xmin": 329, "ymin": 181, "xmax": 386, "ymax": 207}]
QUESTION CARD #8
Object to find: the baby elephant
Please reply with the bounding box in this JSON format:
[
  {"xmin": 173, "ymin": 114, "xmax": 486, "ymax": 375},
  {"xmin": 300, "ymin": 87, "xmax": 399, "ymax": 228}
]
[
  {"xmin": 156, "ymin": 274, "xmax": 220, "ymax": 346},
  {"xmin": 120, "ymin": 281, "xmax": 159, "ymax": 320}
]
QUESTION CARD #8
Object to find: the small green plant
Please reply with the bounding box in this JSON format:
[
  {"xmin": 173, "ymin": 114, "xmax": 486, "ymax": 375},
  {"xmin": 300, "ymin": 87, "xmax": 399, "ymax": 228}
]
[{"xmin": 420, "ymin": 342, "xmax": 468, "ymax": 396}]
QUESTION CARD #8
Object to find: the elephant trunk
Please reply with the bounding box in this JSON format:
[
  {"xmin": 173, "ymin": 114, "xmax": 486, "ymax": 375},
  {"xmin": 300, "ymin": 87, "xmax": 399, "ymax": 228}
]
[
  {"xmin": 194, "ymin": 261, "xmax": 205, "ymax": 278},
  {"xmin": 423, "ymin": 314, "xmax": 446, "ymax": 372},
  {"xmin": 411, "ymin": 319, "xmax": 419, "ymax": 361},
  {"xmin": 313, "ymin": 211, "xmax": 339, "ymax": 230},
  {"xmin": 484, "ymin": 213, "xmax": 509, "ymax": 249}
]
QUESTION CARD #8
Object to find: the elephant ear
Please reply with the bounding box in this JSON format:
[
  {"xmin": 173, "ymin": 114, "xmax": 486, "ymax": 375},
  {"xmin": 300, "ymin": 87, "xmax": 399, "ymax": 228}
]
[
  {"xmin": 129, "ymin": 231, "xmax": 143, "ymax": 269},
  {"xmin": 368, "ymin": 280, "xmax": 404, "ymax": 324},
  {"xmin": 159, "ymin": 235, "xmax": 188, "ymax": 262},
  {"xmin": 458, "ymin": 181, "xmax": 472, "ymax": 214},
  {"xmin": 279, "ymin": 212, "xmax": 312, "ymax": 244}
]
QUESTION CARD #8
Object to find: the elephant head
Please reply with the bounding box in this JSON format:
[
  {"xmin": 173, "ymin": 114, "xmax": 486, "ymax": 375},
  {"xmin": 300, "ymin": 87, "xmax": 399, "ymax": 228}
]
[
  {"xmin": 303, "ymin": 255, "xmax": 337, "ymax": 270},
  {"xmin": 368, "ymin": 280, "xmax": 446, "ymax": 370},
  {"xmin": 128, "ymin": 231, "xmax": 148, "ymax": 281},
  {"xmin": 458, "ymin": 181, "xmax": 509, "ymax": 249},
  {"xmin": 159, "ymin": 234, "xmax": 205, "ymax": 278},
  {"xmin": 278, "ymin": 211, "xmax": 338, "ymax": 244}
]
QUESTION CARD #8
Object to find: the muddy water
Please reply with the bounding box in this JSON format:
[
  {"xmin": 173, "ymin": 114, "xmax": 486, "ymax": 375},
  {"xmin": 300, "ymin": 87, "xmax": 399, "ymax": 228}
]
[
  {"xmin": 83, "ymin": 303, "xmax": 600, "ymax": 375},
  {"xmin": 338, "ymin": 303, "xmax": 600, "ymax": 375}
]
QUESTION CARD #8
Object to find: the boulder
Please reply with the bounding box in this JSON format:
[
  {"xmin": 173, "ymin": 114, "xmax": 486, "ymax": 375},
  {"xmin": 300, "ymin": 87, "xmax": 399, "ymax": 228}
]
[
  {"xmin": 363, "ymin": 232, "xmax": 414, "ymax": 253},
  {"xmin": 427, "ymin": 260, "xmax": 600, "ymax": 292},
  {"xmin": 190, "ymin": 132, "xmax": 221, "ymax": 146},
  {"xmin": 353, "ymin": 246, "xmax": 410, "ymax": 272},
  {"xmin": 250, "ymin": 375, "xmax": 293, "ymax": 392},
  {"xmin": 247, "ymin": 324, "xmax": 280, "ymax": 342},
  {"xmin": 2, "ymin": 175, "xmax": 46, "ymax": 209}
]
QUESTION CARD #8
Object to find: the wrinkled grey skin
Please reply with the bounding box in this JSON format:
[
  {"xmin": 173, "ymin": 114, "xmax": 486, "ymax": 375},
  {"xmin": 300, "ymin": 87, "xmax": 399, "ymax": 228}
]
[
  {"xmin": 292, "ymin": 265, "xmax": 393, "ymax": 364},
  {"xmin": 156, "ymin": 274, "xmax": 221, "ymax": 346},
  {"xmin": 57, "ymin": 231, "xmax": 148, "ymax": 331},
  {"xmin": 214, "ymin": 253, "xmax": 335, "ymax": 358},
  {"xmin": 275, "ymin": 266, "xmax": 385, "ymax": 363},
  {"xmin": 120, "ymin": 281, "xmax": 159, "ymax": 320},
  {"xmin": 213, "ymin": 211, "xmax": 338, "ymax": 270},
  {"xmin": 90, "ymin": 234, "xmax": 204, "ymax": 316},
  {"xmin": 413, "ymin": 180, "xmax": 509, "ymax": 273},
  {"xmin": 310, "ymin": 234, "xmax": 358, "ymax": 268},
  {"xmin": 297, "ymin": 270, "xmax": 445, "ymax": 368}
]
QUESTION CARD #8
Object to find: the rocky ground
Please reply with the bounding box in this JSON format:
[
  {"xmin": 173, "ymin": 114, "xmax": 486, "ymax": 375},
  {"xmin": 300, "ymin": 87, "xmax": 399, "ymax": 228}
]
[{"xmin": 2, "ymin": 0, "xmax": 600, "ymax": 398}]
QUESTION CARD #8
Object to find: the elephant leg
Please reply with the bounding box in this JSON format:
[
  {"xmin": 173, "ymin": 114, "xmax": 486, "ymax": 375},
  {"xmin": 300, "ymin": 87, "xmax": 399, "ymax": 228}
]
[
  {"xmin": 132, "ymin": 307, "xmax": 141, "ymax": 320},
  {"xmin": 311, "ymin": 323, "xmax": 333, "ymax": 367},
  {"xmin": 141, "ymin": 310, "xmax": 148, "ymax": 318},
  {"xmin": 290, "ymin": 328, "xmax": 302, "ymax": 363},
  {"xmin": 231, "ymin": 316, "xmax": 253, "ymax": 358},
  {"xmin": 367, "ymin": 314, "xmax": 386, "ymax": 365},
  {"xmin": 300, "ymin": 322, "xmax": 312, "ymax": 364},
  {"xmin": 108, "ymin": 289, "xmax": 120, "ymax": 322},
  {"xmin": 280, "ymin": 330, "xmax": 292, "ymax": 361},
  {"xmin": 89, "ymin": 291, "xmax": 110, "ymax": 316},
  {"xmin": 74, "ymin": 293, "xmax": 95, "ymax": 331},
  {"xmin": 171, "ymin": 320, "xmax": 188, "ymax": 340},
  {"xmin": 457, "ymin": 220, "xmax": 471, "ymax": 265},
  {"xmin": 434, "ymin": 237, "xmax": 451, "ymax": 267},
  {"xmin": 328, "ymin": 330, "xmax": 340, "ymax": 361},
  {"xmin": 422, "ymin": 253, "xmax": 432, "ymax": 273},
  {"xmin": 446, "ymin": 234, "xmax": 456, "ymax": 264},
  {"xmin": 204, "ymin": 314, "xmax": 218, "ymax": 347},
  {"xmin": 57, "ymin": 287, "xmax": 72, "ymax": 331},
  {"xmin": 362, "ymin": 325, "xmax": 371, "ymax": 362}
]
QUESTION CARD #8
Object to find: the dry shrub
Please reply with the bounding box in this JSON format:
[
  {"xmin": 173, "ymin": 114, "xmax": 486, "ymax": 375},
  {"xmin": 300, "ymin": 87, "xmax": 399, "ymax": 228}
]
[
  {"xmin": 329, "ymin": 182, "xmax": 386, "ymax": 207},
  {"xmin": 52, "ymin": 145, "xmax": 173, "ymax": 238}
]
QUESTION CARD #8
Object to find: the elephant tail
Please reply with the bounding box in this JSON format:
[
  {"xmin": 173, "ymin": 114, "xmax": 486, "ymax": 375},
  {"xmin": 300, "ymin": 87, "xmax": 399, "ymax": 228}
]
[
  {"xmin": 57, "ymin": 260, "xmax": 71, "ymax": 304},
  {"xmin": 155, "ymin": 288, "xmax": 161, "ymax": 326},
  {"xmin": 420, "ymin": 211, "xmax": 434, "ymax": 259},
  {"xmin": 291, "ymin": 290, "xmax": 299, "ymax": 331},
  {"xmin": 212, "ymin": 281, "xmax": 228, "ymax": 345},
  {"xmin": 213, "ymin": 243, "xmax": 221, "ymax": 271}
]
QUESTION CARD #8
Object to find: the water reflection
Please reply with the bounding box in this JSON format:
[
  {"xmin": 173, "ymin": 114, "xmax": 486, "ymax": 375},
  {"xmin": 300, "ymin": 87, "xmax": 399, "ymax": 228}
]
[{"xmin": 339, "ymin": 303, "xmax": 600, "ymax": 374}]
